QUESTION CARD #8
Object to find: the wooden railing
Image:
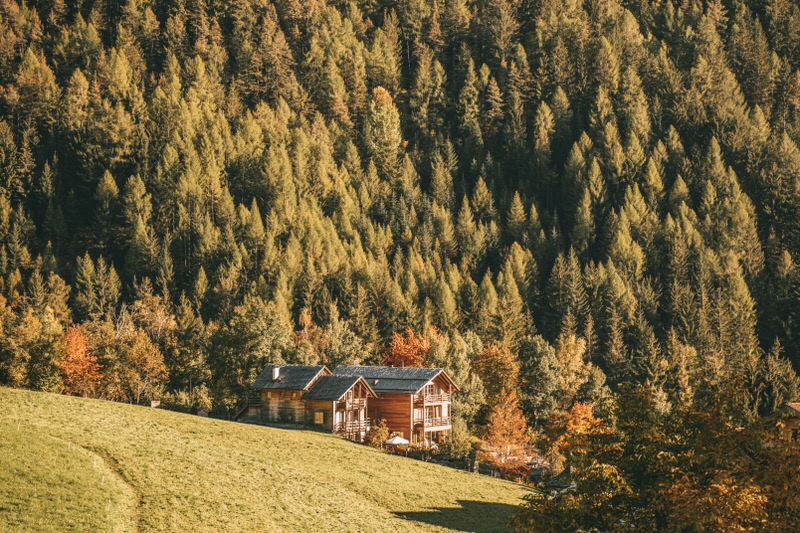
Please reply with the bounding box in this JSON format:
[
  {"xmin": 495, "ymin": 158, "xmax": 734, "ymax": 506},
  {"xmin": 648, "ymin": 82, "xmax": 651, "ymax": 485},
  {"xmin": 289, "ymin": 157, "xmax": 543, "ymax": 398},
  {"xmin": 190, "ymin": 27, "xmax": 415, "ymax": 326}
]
[
  {"xmin": 337, "ymin": 398, "xmax": 367, "ymax": 410},
  {"xmin": 334, "ymin": 419, "xmax": 371, "ymax": 438},
  {"xmin": 414, "ymin": 393, "xmax": 451, "ymax": 405},
  {"xmin": 413, "ymin": 416, "xmax": 451, "ymax": 428}
]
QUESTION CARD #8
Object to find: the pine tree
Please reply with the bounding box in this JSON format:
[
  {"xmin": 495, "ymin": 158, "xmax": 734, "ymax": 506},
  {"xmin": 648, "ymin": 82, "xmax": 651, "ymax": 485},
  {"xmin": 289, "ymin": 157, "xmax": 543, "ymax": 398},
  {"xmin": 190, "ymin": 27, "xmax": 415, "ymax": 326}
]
[
  {"xmin": 595, "ymin": 37, "xmax": 620, "ymax": 95},
  {"xmin": 471, "ymin": 176, "xmax": 496, "ymax": 222},
  {"xmin": 458, "ymin": 58, "xmax": 483, "ymax": 160},
  {"xmin": 482, "ymin": 0, "xmax": 519, "ymax": 68},
  {"xmin": 483, "ymin": 76, "xmax": 504, "ymax": 142},
  {"xmin": 531, "ymin": 103, "xmax": 555, "ymax": 194},
  {"xmin": 430, "ymin": 152, "xmax": 454, "ymax": 210},
  {"xmin": 74, "ymin": 253, "xmax": 97, "ymax": 320},
  {"xmin": 506, "ymin": 191, "xmax": 527, "ymax": 243},
  {"xmin": 95, "ymin": 170, "xmax": 119, "ymax": 250},
  {"xmin": 493, "ymin": 261, "xmax": 531, "ymax": 351},
  {"xmin": 365, "ymin": 87, "xmax": 403, "ymax": 181},
  {"xmin": 476, "ymin": 271, "xmax": 499, "ymax": 339},
  {"xmin": 571, "ymin": 187, "xmax": 594, "ymax": 256}
]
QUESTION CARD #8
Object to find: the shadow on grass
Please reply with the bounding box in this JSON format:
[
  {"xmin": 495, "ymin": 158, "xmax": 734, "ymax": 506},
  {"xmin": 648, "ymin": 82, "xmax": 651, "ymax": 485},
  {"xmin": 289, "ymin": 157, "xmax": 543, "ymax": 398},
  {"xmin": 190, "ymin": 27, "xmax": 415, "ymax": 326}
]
[{"xmin": 394, "ymin": 499, "xmax": 521, "ymax": 532}]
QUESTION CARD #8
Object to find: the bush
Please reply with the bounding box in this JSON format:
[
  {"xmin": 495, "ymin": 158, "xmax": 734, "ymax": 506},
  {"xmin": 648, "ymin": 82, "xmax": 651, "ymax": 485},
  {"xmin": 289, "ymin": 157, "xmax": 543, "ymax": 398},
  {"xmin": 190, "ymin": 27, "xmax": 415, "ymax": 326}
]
[
  {"xmin": 161, "ymin": 390, "xmax": 192, "ymax": 412},
  {"xmin": 366, "ymin": 419, "xmax": 389, "ymax": 448},
  {"xmin": 161, "ymin": 384, "xmax": 213, "ymax": 414},
  {"xmin": 191, "ymin": 384, "xmax": 212, "ymax": 413},
  {"xmin": 442, "ymin": 417, "xmax": 476, "ymax": 462}
]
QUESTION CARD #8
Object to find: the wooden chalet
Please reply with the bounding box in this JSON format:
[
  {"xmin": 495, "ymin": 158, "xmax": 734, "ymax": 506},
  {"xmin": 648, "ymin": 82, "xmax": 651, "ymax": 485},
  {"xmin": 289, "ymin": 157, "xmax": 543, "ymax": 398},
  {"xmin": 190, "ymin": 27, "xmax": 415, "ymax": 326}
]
[
  {"xmin": 302, "ymin": 375, "xmax": 377, "ymax": 441},
  {"xmin": 238, "ymin": 363, "xmax": 457, "ymax": 445},
  {"xmin": 238, "ymin": 364, "xmax": 377, "ymax": 442},
  {"xmin": 332, "ymin": 366, "xmax": 458, "ymax": 445},
  {"xmin": 250, "ymin": 364, "xmax": 329, "ymax": 424},
  {"xmin": 781, "ymin": 402, "xmax": 800, "ymax": 442}
]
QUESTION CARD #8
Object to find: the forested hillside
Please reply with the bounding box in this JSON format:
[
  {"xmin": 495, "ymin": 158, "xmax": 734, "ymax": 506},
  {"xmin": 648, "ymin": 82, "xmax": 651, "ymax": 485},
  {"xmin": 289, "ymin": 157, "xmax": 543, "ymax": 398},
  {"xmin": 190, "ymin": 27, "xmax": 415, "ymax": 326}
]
[{"xmin": 2, "ymin": 0, "xmax": 800, "ymax": 528}]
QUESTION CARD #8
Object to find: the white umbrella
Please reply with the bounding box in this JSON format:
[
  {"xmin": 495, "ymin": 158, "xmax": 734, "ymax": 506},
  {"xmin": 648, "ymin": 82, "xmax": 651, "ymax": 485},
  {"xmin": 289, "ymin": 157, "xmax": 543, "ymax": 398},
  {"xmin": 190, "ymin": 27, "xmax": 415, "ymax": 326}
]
[{"xmin": 386, "ymin": 435, "xmax": 410, "ymax": 446}]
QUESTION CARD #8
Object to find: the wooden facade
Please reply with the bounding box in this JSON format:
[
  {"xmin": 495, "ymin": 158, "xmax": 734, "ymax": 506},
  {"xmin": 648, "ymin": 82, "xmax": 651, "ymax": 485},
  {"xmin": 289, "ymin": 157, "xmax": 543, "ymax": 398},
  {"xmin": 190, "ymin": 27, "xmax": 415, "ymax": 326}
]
[
  {"xmin": 330, "ymin": 379, "xmax": 372, "ymax": 442},
  {"xmin": 367, "ymin": 393, "xmax": 413, "ymax": 440},
  {"xmin": 304, "ymin": 400, "xmax": 335, "ymax": 431},
  {"xmin": 780, "ymin": 402, "xmax": 800, "ymax": 443},
  {"xmin": 259, "ymin": 389, "xmax": 306, "ymax": 423},
  {"xmin": 411, "ymin": 373, "xmax": 455, "ymax": 445}
]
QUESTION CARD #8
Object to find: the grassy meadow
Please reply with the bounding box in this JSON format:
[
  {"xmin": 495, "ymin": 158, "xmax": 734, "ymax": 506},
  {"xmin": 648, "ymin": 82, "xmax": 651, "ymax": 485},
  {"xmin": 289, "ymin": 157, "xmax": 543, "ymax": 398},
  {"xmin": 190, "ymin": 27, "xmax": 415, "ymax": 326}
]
[{"xmin": 0, "ymin": 387, "xmax": 528, "ymax": 532}]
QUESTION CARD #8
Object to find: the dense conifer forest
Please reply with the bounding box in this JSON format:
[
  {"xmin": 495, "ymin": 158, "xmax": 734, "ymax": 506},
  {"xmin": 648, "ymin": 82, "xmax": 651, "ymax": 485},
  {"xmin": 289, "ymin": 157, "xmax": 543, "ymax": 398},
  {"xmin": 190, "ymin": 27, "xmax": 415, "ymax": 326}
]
[{"xmin": 2, "ymin": 0, "xmax": 800, "ymax": 528}]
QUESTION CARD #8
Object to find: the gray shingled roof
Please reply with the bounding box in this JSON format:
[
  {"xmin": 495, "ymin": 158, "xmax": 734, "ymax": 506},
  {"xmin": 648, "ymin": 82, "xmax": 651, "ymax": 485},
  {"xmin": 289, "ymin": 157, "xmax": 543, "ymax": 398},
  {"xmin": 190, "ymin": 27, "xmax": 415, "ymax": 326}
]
[
  {"xmin": 332, "ymin": 366, "xmax": 443, "ymax": 394},
  {"xmin": 303, "ymin": 375, "xmax": 375, "ymax": 401},
  {"xmin": 253, "ymin": 365, "xmax": 327, "ymax": 391}
]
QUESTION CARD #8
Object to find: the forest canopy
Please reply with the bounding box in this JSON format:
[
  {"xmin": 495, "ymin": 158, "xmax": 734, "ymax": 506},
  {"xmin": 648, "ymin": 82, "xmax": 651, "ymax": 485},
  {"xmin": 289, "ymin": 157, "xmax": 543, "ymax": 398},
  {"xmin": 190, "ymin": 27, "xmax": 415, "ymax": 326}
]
[{"xmin": 2, "ymin": 0, "xmax": 800, "ymax": 528}]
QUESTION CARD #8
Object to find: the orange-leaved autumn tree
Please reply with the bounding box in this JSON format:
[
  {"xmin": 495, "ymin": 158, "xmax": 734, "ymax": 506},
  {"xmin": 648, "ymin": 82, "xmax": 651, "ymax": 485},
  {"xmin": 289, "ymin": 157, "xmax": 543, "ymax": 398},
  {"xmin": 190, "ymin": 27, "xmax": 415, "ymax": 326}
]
[
  {"xmin": 481, "ymin": 388, "xmax": 528, "ymax": 477},
  {"xmin": 543, "ymin": 402, "xmax": 620, "ymax": 474},
  {"xmin": 382, "ymin": 328, "xmax": 431, "ymax": 367},
  {"xmin": 57, "ymin": 326, "xmax": 102, "ymax": 397},
  {"xmin": 513, "ymin": 404, "xmax": 633, "ymax": 532}
]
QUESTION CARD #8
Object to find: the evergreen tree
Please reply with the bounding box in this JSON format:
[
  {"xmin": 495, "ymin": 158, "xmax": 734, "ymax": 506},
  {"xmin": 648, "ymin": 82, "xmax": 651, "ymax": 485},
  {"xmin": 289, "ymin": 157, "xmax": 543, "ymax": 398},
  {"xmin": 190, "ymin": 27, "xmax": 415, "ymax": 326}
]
[{"xmin": 365, "ymin": 87, "xmax": 403, "ymax": 181}]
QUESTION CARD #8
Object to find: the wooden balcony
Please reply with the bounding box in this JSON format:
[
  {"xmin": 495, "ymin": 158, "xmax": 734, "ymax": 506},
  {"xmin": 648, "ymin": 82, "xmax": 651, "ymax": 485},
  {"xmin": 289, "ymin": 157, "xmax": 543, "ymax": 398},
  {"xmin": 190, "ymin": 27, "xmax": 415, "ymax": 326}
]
[
  {"xmin": 337, "ymin": 398, "xmax": 367, "ymax": 410},
  {"xmin": 334, "ymin": 419, "xmax": 371, "ymax": 441},
  {"xmin": 414, "ymin": 393, "xmax": 451, "ymax": 405},
  {"xmin": 413, "ymin": 416, "xmax": 451, "ymax": 429}
]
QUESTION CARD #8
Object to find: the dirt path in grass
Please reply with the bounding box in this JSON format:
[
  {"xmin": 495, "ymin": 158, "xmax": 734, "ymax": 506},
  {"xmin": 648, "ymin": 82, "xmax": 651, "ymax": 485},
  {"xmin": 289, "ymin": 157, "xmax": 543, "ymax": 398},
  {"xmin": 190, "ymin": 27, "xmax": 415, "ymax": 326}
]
[{"xmin": 50, "ymin": 436, "xmax": 141, "ymax": 533}]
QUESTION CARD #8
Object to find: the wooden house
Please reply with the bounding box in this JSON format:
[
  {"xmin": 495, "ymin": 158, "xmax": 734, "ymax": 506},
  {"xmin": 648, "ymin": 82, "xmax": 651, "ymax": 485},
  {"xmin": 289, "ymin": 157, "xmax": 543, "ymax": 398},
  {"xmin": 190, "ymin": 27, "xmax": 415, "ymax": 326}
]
[
  {"xmin": 239, "ymin": 364, "xmax": 377, "ymax": 442},
  {"xmin": 238, "ymin": 363, "xmax": 457, "ymax": 446},
  {"xmin": 332, "ymin": 366, "xmax": 458, "ymax": 445},
  {"xmin": 781, "ymin": 402, "xmax": 800, "ymax": 442},
  {"xmin": 250, "ymin": 364, "xmax": 329, "ymax": 423}
]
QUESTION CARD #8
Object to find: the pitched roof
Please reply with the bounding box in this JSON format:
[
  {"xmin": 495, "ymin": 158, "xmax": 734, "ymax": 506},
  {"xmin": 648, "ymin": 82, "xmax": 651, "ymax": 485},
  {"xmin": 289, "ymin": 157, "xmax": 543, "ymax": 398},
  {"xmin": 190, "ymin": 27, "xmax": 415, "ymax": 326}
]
[
  {"xmin": 332, "ymin": 366, "xmax": 455, "ymax": 394},
  {"xmin": 303, "ymin": 375, "xmax": 376, "ymax": 401},
  {"xmin": 787, "ymin": 402, "xmax": 800, "ymax": 417},
  {"xmin": 253, "ymin": 365, "xmax": 328, "ymax": 391}
]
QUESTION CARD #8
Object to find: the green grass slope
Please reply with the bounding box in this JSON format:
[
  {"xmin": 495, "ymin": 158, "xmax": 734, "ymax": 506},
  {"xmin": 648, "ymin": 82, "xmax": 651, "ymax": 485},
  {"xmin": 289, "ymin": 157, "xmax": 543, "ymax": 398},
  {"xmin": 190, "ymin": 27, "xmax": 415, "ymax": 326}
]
[{"xmin": 0, "ymin": 388, "xmax": 528, "ymax": 532}]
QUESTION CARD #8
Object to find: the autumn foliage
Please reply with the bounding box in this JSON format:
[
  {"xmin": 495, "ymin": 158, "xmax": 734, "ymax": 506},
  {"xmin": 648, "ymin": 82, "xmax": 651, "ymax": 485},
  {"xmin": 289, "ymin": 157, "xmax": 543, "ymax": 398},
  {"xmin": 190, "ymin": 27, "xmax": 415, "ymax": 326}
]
[
  {"xmin": 57, "ymin": 327, "xmax": 101, "ymax": 398},
  {"xmin": 544, "ymin": 403, "xmax": 618, "ymax": 467},
  {"xmin": 474, "ymin": 343, "xmax": 520, "ymax": 400},
  {"xmin": 382, "ymin": 328, "xmax": 431, "ymax": 368},
  {"xmin": 480, "ymin": 388, "xmax": 528, "ymax": 479}
]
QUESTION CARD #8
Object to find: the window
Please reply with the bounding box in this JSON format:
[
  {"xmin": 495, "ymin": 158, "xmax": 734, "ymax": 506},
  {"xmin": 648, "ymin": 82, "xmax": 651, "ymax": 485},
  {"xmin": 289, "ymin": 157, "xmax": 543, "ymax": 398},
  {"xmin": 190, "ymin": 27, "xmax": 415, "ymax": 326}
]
[
  {"xmin": 314, "ymin": 411, "xmax": 325, "ymax": 425},
  {"xmin": 266, "ymin": 391, "xmax": 272, "ymax": 399},
  {"xmin": 291, "ymin": 392, "xmax": 297, "ymax": 399}
]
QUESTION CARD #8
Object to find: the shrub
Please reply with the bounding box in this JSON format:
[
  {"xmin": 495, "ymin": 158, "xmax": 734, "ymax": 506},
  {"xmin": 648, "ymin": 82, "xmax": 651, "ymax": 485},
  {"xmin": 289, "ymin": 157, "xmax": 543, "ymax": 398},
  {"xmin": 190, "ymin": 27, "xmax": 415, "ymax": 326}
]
[
  {"xmin": 442, "ymin": 417, "xmax": 476, "ymax": 462},
  {"xmin": 366, "ymin": 419, "xmax": 389, "ymax": 448}
]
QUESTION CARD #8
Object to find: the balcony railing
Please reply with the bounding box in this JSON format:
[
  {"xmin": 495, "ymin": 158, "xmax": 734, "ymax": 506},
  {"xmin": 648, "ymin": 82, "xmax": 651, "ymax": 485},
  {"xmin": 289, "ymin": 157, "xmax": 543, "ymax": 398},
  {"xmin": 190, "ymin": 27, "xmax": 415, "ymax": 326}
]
[
  {"xmin": 334, "ymin": 419, "xmax": 371, "ymax": 433},
  {"xmin": 414, "ymin": 393, "xmax": 451, "ymax": 405},
  {"xmin": 337, "ymin": 398, "xmax": 367, "ymax": 410},
  {"xmin": 413, "ymin": 416, "xmax": 451, "ymax": 428}
]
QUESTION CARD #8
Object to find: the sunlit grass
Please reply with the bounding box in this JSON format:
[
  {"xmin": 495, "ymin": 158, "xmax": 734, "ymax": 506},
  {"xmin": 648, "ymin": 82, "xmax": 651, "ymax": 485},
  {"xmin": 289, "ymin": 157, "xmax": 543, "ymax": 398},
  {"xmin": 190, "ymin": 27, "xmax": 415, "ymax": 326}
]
[{"xmin": 0, "ymin": 387, "xmax": 527, "ymax": 532}]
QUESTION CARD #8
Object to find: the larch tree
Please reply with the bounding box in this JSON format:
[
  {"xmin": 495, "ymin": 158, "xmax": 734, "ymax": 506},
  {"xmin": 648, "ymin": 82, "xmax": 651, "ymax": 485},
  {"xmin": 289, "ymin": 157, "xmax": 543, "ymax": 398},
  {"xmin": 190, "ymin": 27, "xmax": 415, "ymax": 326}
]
[{"xmin": 58, "ymin": 326, "xmax": 102, "ymax": 397}]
